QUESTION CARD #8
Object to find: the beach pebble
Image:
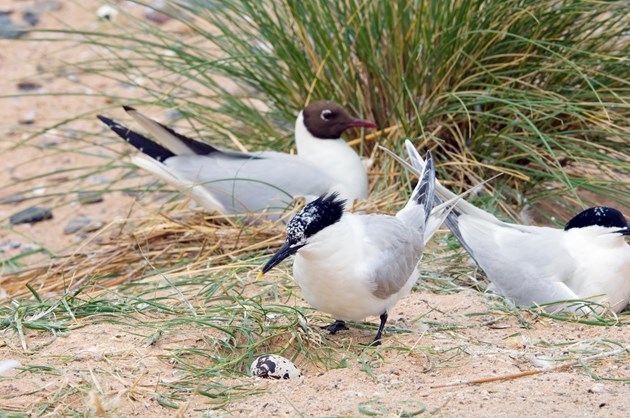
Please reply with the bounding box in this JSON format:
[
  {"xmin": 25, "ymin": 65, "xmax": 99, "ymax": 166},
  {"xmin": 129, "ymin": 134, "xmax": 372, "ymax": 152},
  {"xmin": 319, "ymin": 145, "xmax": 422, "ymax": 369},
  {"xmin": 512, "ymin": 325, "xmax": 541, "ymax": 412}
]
[
  {"xmin": 0, "ymin": 239, "xmax": 21, "ymax": 253},
  {"xmin": 63, "ymin": 216, "xmax": 103, "ymax": 235},
  {"xmin": 9, "ymin": 206, "xmax": 53, "ymax": 224},
  {"xmin": 20, "ymin": 243, "xmax": 41, "ymax": 254},
  {"xmin": 16, "ymin": 81, "xmax": 43, "ymax": 92},
  {"xmin": 250, "ymin": 354, "xmax": 301, "ymax": 380},
  {"xmin": 0, "ymin": 11, "xmax": 26, "ymax": 39},
  {"xmin": 0, "ymin": 359, "xmax": 21, "ymax": 376},
  {"xmin": 144, "ymin": 0, "xmax": 171, "ymax": 25},
  {"xmin": 588, "ymin": 383, "xmax": 608, "ymax": 394},
  {"xmin": 96, "ymin": 5, "xmax": 118, "ymax": 21},
  {"xmin": 22, "ymin": 0, "xmax": 63, "ymax": 15},
  {"xmin": 77, "ymin": 191, "xmax": 104, "ymax": 205},
  {"xmin": 22, "ymin": 12, "xmax": 39, "ymax": 26},
  {"xmin": 89, "ymin": 175, "xmax": 111, "ymax": 184},
  {"xmin": 0, "ymin": 194, "xmax": 25, "ymax": 204}
]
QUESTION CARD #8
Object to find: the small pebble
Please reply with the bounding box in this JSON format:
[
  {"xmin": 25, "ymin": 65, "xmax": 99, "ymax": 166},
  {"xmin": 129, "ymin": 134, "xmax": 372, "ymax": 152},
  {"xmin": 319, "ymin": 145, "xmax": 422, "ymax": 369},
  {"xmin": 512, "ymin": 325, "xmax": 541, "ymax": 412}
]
[
  {"xmin": 0, "ymin": 359, "xmax": 21, "ymax": 376},
  {"xmin": 9, "ymin": 206, "xmax": 53, "ymax": 224},
  {"xmin": 0, "ymin": 239, "xmax": 21, "ymax": 253},
  {"xmin": 589, "ymin": 383, "xmax": 608, "ymax": 394},
  {"xmin": 96, "ymin": 5, "xmax": 118, "ymax": 21},
  {"xmin": 89, "ymin": 175, "xmax": 111, "ymax": 184},
  {"xmin": 144, "ymin": 9, "xmax": 171, "ymax": 25},
  {"xmin": 63, "ymin": 216, "xmax": 103, "ymax": 235},
  {"xmin": 16, "ymin": 81, "xmax": 43, "ymax": 91},
  {"xmin": 250, "ymin": 354, "xmax": 301, "ymax": 380},
  {"xmin": 0, "ymin": 194, "xmax": 25, "ymax": 204},
  {"xmin": 77, "ymin": 191, "xmax": 104, "ymax": 205},
  {"xmin": 0, "ymin": 11, "xmax": 26, "ymax": 39},
  {"xmin": 22, "ymin": 12, "xmax": 39, "ymax": 26},
  {"xmin": 165, "ymin": 109, "xmax": 183, "ymax": 121},
  {"xmin": 22, "ymin": 0, "xmax": 63, "ymax": 14},
  {"xmin": 20, "ymin": 243, "xmax": 42, "ymax": 254},
  {"xmin": 18, "ymin": 110, "xmax": 36, "ymax": 125}
]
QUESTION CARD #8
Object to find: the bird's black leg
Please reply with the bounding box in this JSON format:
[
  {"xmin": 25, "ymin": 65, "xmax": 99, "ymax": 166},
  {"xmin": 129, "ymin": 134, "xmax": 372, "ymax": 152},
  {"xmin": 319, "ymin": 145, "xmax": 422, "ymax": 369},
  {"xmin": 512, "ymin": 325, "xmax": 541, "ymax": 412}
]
[
  {"xmin": 321, "ymin": 320, "xmax": 349, "ymax": 335},
  {"xmin": 370, "ymin": 311, "xmax": 388, "ymax": 346}
]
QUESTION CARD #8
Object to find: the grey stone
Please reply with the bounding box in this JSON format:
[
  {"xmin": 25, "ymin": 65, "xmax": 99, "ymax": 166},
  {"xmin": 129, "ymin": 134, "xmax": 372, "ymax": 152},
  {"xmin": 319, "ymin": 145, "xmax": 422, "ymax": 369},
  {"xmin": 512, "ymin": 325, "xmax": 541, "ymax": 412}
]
[
  {"xmin": 0, "ymin": 194, "xmax": 25, "ymax": 204},
  {"xmin": 22, "ymin": 12, "xmax": 39, "ymax": 26},
  {"xmin": 21, "ymin": 0, "xmax": 63, "ymax": 15},
  {"xmin": 0, "ymin": 240, "xmax": 21, "ymax": 253},
  {"xmin": 89, "ymin": 175, "xmax": 111, "ymax": 184},
  {"xmin": 63, "ymin": 216, "xmax": 103, "ymax": 235},
  {"xmin": 9, "ymin": 206, "xmax": 52, "ymax": 224},
  {"xmin": 77, "ymin": 191, "xmax": 104, "ymax": 205},
  {"xmin": 16, "ymin": 81, "xmax": 43, "ymax": 92},
  {"xmin": 20, "ymin": 243, "xmax": 41, "ymax": 254},
  {"xmin": 165, "ymin": 109, "xmax": 183, "ymax": 121},
  {"xmin": 0, "ymin": 11, "xmax": 26, "ymax": 39}
]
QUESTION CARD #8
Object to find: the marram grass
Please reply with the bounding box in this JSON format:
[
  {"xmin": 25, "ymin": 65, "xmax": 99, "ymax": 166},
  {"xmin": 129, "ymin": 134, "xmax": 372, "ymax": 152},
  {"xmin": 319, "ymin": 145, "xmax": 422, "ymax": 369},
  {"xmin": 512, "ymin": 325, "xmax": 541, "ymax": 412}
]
[{"xmin": 5, "ymin": 0, "xmax": 628, "ymax": 218}]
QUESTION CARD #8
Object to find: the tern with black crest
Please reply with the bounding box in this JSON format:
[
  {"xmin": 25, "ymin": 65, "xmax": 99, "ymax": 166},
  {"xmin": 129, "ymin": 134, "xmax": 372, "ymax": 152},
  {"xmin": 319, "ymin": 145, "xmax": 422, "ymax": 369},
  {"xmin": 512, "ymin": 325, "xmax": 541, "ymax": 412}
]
[
  {"xmin": 394, "ymin": 140, "xmax": 630, "ymax": 313},
  {"xmin": 257, "ymin": 152, "xmax": 463, "ymax": 345},
  {"xmin": 97, "ymin": 101, "xmax": 376, "ymax": 218}
]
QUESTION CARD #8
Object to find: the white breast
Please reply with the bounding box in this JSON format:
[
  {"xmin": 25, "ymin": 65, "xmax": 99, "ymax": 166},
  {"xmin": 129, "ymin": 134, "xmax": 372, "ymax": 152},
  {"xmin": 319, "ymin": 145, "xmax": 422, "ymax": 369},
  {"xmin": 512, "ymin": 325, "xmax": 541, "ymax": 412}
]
[
  {"xmin": 292, "ymin": 215, "xmax": 418, "ymax": 321},
  {"xmin": 563, "ymin": 228, "xmax": 630, "ymax": 312}
]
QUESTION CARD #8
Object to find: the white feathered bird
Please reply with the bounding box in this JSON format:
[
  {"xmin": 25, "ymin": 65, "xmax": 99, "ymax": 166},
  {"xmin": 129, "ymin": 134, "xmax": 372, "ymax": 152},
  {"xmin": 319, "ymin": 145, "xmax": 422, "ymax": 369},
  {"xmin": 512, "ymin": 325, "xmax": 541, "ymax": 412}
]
[
  {"xmin": 97, "ymin": 101, "xmax": 376, "ymax": 218},
  {"xmin": 257, "ymin": 151, "xmax": 466, "ymax": 345},
  {"xmin": 392, "ymin": 140, "xmax": 630, "ymax": 314}
]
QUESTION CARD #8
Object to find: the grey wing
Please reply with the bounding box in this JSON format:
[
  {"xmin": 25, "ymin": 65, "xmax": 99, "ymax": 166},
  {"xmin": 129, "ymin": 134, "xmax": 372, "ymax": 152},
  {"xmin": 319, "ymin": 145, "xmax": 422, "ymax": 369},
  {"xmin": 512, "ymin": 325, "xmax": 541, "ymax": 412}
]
[
  {"xmin": 164, "ymin": 151, "xmax": 334, "ymax": 214},
  {"xmin": 458, "ymin": 215, "xmax": 579, "ymax": 306},
  {"xmin": 361, "ymin": 216, "xmax": 424, "ymax": 299}
]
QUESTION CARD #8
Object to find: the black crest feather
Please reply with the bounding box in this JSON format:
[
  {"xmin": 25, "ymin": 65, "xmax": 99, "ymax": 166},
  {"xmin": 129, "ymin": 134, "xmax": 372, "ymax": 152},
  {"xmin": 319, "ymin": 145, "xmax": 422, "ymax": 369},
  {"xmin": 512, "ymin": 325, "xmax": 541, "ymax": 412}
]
[
  {"xmin": 564, "ymin": 206, "xmax": 628, "ymax": 231},
  {"xmin": 286, "ymin": 193, "xmax": 346, "ymax": 242}
]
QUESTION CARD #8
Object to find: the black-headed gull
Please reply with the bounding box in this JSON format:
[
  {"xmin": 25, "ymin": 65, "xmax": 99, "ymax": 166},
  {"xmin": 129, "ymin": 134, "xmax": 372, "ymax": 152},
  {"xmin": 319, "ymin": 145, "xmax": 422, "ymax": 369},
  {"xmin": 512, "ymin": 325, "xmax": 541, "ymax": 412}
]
[{"xmin": 97, "ymin": 101, "xmax": 376, "ymax": 218}]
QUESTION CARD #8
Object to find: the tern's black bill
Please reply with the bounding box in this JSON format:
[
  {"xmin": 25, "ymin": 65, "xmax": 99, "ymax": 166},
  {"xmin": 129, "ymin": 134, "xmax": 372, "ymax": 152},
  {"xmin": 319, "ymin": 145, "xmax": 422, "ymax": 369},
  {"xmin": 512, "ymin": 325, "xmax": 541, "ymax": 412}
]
[{"xmin": 257, "ymin": 242, "xmax": 302, "ymax": 278}]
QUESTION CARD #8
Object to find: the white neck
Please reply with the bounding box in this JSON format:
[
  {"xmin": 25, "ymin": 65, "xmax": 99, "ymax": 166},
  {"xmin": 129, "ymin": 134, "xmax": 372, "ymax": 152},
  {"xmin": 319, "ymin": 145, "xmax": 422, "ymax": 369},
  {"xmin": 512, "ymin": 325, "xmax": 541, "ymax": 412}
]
[{"xmin": 294, "ymin": 112, "xmax": 368, "ymax": 205}]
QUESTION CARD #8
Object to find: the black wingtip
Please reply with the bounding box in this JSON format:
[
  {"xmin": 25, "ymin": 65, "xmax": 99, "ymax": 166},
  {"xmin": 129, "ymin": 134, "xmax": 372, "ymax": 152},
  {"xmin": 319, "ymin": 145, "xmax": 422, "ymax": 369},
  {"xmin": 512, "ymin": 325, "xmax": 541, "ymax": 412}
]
[
  {"xmin": 97, "ymin": 113, "xmax": 175, "ymax": 162},
  {"xmin": 96, "ymin": 114, "xmax": 111, "ymax": 124},
  {"xmin": 123, "ymin": 105, "xmax": 136, "ymax": 112}
]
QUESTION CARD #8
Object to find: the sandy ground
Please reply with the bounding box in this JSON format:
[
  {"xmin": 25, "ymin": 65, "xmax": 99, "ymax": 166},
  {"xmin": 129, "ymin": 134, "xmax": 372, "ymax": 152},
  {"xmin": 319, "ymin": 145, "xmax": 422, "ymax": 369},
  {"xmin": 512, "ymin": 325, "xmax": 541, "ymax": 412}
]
[{"xmin": 0, "ymin": 1, "xmax": 629, "ymax": 417}]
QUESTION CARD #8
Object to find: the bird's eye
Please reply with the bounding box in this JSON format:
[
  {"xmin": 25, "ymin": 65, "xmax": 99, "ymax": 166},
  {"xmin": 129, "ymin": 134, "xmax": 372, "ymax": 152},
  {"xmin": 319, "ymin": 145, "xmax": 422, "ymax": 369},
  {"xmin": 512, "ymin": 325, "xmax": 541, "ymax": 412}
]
[{"xmin": 320, "ymin": 109, "xmax": 333, "ymax": 121}]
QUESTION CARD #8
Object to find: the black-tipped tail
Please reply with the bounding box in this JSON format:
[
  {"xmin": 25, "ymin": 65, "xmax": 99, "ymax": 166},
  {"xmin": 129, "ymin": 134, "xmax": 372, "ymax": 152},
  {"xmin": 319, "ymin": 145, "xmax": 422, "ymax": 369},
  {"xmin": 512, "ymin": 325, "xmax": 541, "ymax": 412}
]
[
  {"xmin": 97, "ymin": 115, "xmax": 175, "ymax": 162},
  {"xmin": 412, "ymin": 151, "xmax": 436, "ymax": 223}
]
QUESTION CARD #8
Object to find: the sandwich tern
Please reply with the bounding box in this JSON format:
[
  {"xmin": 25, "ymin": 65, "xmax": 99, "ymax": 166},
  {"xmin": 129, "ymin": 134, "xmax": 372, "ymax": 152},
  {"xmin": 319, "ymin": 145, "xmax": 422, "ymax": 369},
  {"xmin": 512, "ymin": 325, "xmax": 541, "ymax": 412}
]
[
  {"xmin": 257, "ymin": 151, "xmax": 461, "ymax": 345},
  {"xmin": 394, "ymin": 140, "xmax": 630, "ymax": 313}
]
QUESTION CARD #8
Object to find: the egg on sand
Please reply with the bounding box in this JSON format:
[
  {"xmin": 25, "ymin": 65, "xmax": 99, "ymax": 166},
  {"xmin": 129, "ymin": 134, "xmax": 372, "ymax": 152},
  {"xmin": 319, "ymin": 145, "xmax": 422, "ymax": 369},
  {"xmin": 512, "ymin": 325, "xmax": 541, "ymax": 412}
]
[{"xmin": 250, "ymin": 354, "xmax": 301, "ymax": 380}]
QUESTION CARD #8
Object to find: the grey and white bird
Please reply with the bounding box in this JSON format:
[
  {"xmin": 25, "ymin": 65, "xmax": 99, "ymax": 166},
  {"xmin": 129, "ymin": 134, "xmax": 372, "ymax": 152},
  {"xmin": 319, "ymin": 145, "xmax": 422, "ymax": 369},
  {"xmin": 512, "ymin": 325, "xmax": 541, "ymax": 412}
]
[
  {"xmin": 97, "ymin": 101, "xmax": 376, "ymax": 218},
  {"xmin": 395, "ymin": 140, "xmax": 630, "ymax": 314},
  {"xmin": 257, "ymin": 152, "xmax": 460, "ymax": 345}
]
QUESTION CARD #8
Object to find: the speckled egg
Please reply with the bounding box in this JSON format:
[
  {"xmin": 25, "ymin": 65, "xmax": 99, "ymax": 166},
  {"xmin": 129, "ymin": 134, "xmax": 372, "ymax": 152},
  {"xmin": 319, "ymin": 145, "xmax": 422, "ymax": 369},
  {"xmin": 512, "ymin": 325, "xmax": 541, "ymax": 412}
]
[{"xmin": 250, "ymin": 354, "xmax": 301, "ymax": 379}]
